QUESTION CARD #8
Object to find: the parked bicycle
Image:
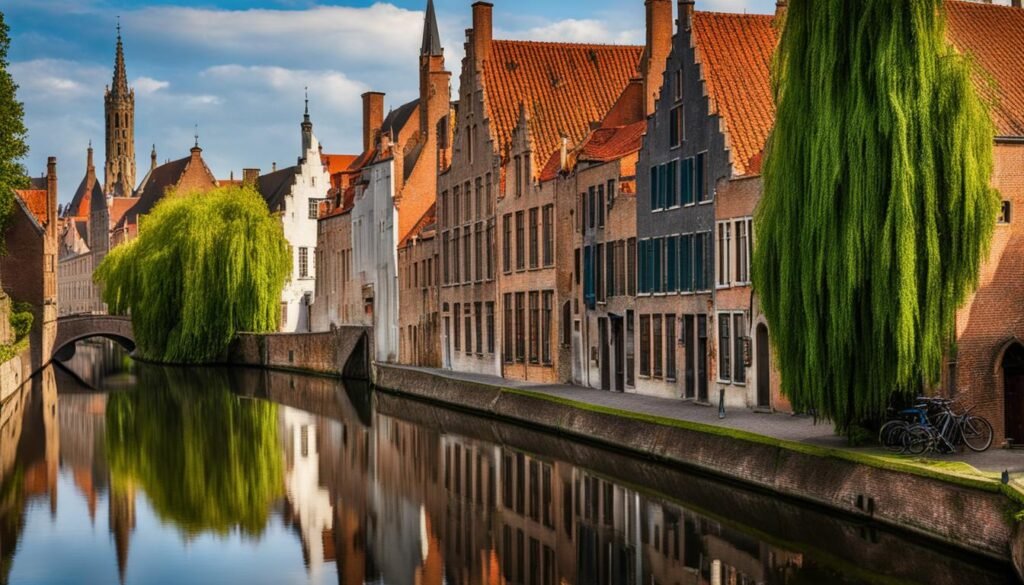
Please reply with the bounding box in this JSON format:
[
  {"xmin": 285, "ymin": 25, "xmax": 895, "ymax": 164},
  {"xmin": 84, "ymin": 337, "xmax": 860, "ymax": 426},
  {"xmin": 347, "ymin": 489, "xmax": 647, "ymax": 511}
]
[{"xmin": 878, "ymin": 396, "xmax": 993, "ymax": 454}]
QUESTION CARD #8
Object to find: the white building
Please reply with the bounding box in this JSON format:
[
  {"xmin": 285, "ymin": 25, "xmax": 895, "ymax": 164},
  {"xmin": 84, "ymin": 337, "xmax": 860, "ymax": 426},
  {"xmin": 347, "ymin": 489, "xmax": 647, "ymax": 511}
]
[{"xmin": 256, "ymin": 100, "xmax": 332, "ymax": 332}]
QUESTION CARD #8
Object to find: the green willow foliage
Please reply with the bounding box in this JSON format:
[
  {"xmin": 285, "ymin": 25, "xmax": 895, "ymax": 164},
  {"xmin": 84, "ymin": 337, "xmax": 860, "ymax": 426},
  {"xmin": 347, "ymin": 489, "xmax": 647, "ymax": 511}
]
[
  {"xmin": 95, "ymin": 186, "xmax": 291, "ymax": 363},
  {"xmin": 105, "ymin": 366, "xmax": 284, "ymax": 536},
  {"xmin": 753, "ymin": 0, "xmax": 1000, "ymax": 431},
  {"xmin": 0, "ymin": 11, "xmax": 30, "ymax": 245}
]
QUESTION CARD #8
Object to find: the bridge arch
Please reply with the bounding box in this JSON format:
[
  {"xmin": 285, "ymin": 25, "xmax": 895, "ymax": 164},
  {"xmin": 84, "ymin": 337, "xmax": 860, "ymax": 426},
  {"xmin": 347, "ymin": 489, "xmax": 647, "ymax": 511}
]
[{"xmin": 52, "ymin": 315, "xmax": 136, "ymax": 362}]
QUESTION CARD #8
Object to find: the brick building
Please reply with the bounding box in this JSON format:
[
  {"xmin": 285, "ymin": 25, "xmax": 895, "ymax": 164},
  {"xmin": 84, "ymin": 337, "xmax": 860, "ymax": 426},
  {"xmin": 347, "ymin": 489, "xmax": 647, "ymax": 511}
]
[
  {"xmin": 635, "ymin": 2, "xmax": 779, "ymax": 404},
  {"xmin": 943, "ymin": 1, "xmax": 1024, "ymax": 445},
  {"xmin": 3, "ymin": 158, "xmax": 58, "ymax": 371},
  {"xmin": 397, "ymin": 204, "xmax": 440, "ymax": 366}
]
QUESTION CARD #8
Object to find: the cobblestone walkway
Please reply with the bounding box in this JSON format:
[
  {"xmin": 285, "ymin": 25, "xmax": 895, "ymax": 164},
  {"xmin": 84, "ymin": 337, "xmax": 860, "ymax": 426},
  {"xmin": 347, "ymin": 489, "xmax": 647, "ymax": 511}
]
[{"xmin": 392, "ymin": 365, "xmax": 1024, "ymax": 474}]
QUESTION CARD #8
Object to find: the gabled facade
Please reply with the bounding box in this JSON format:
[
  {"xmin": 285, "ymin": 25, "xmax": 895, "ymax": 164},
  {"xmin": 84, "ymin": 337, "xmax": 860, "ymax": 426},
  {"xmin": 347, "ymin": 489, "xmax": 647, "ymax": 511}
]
[
  {"xmin": 397, "ymin": 204, "xmax": 440, "ymax": 367},
  {"xmin": 3, "ymin": 158, "xmax": 58, "ymax": 371},
  {"xmin": 255, "ymin": 102, "xmax": 334, "ymax": 332}
]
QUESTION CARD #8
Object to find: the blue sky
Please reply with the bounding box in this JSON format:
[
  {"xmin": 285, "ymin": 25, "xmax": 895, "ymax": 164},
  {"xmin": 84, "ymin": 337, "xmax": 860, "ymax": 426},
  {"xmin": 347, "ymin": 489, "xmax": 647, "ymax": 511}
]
[{"xmin": 6, "ymin": 0, "xmax": 777, "ymax": 204}]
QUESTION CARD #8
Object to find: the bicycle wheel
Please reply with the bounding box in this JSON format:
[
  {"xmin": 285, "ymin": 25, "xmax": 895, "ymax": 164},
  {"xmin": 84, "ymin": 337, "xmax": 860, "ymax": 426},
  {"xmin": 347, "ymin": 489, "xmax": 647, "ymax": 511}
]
[
  {"xmin": 904, "ymin": 425, "xmax": 933, "ymax": 455},
  {"xmin": 879, "ymin": 420, "xmax": 908, "ymax": 452},
  {"xmin": 962, "ymin": 416, "xmax": 994, "ymax": 452}
]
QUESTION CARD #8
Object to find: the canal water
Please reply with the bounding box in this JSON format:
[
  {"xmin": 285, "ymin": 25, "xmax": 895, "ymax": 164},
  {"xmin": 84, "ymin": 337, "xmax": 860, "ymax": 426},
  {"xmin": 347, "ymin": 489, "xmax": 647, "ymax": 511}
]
[{"xmin": 0, "ymin": 340, "xmax": 1017, "ymax": 585}]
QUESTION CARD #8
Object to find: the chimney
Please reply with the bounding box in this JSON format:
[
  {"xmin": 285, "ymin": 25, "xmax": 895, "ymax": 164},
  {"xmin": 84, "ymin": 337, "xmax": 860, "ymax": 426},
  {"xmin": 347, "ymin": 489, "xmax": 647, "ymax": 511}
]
[
  {"xmin": 272, "ymin": 161, "xmax": 277, "ymax": 172},
  {"xmin": 150, "ymin": 145, "xmax": 157, "ymax": 170},
  {"xmin": 87, "ymin": 142, "xmax": 94, "ymax": 171},
  {"xmin": 1013, "ymin": 0, "xmax": 1021, "ymax": 8},
  {"xmin": 362, "ymin": 91, "xmax": 385, "ymax": 153},
  {"xmin": 559, "ymin": 136, "xmax": 568, "ymax": 172},
  {"xmin": 775, "ymin": 0, "xmax": 788, "ymax": 21},
  {"xmin": 243, "ymin": 168, "xmax": 260, "ymax": 187},
  {"xmin": 679, "ymin": 0, "xmax": 695, "ymax": 32},
  {"xmin": 643, "ymin": 0, "xmax": 673, "ymax": 117},
  {"xmin": 471, "ymin": 2, "xmax": 493, "ymax": 64},
  {"xmin": 46, "ymin": 157, "xmax": 57, "ymax": 232}
]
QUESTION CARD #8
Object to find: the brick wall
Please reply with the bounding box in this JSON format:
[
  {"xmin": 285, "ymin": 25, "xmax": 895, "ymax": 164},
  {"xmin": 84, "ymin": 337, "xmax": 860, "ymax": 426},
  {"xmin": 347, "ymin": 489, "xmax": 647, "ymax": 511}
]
[
  {"xmin": 953, "ymin": 141, "xmax": 1024, "ymax": 444},
  {"xmin": 398, "ymin": 234, "xmax": 441, "ymax": 366},
  {"xmin": 229, "ymin": 327, "xmax": 372, "ymax": 381}
]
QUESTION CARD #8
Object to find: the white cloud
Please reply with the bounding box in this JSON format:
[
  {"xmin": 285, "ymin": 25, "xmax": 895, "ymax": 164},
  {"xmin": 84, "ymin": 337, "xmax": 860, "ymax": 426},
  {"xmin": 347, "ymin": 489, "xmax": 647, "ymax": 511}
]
[
  {"xmin": 133, "ymin": 76, "xmax": 169, "ymax": 95},
  {"xmin": 500, "ymin": 19, "xmax": 642, "ymax": 45},
  {"xmin": 10, "ymin": 59, "xmax": 106, "ymax": 102},
  {"xmin": 201, "ymin": 65, "xmax": 367, "ymax": 112}
]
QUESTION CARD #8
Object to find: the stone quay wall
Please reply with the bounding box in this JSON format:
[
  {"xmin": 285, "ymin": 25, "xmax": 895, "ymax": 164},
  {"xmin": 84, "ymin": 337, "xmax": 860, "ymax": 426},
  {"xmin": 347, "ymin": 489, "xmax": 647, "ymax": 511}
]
[
  {"xmin": 375, "ymin": 363, "xmax": 1024, "ymax": 571},
  {"xmin": 228, "ymin": 326, "xmax": 373, "ymax": 381}
]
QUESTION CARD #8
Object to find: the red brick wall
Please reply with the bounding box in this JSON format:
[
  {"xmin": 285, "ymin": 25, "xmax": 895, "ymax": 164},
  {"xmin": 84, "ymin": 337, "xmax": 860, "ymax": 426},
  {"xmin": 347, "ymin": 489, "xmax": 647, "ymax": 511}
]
[{"xmin": 954, "ymin": 141, "xmax": 1024, "ymax": 443}]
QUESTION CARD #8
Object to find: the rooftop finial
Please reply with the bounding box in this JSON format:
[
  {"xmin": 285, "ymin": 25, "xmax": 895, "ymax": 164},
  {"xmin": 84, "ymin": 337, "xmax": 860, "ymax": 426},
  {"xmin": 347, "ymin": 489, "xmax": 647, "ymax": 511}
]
[
  {"xmin": 194, "ymin": 124, "xmax": 199, "ymax": 148},
  {"xmin": 111, "ymin": 16, "xmax": 129, "ymax": 94},
  {"xmin": 117, "ymin": 15, "xmax": 121, "ymax": 39},
  {"xmin": 305, "ymin": 86, "xmax": 309, "ymax": 115}
]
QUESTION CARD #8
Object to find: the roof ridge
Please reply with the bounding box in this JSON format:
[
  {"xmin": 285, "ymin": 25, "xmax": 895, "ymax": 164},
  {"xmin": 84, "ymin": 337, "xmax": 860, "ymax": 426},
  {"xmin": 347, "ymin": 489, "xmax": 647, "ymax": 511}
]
[{"xmin": 494, "ymin": 39, "xmax": 643, "ymax": 50}]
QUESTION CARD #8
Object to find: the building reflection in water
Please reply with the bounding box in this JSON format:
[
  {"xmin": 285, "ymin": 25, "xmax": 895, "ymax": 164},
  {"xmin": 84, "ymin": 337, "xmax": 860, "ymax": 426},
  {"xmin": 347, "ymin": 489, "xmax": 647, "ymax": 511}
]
[{"xmin": 0, "ymin": 340, "xmax": 1016, "ymax": 585}]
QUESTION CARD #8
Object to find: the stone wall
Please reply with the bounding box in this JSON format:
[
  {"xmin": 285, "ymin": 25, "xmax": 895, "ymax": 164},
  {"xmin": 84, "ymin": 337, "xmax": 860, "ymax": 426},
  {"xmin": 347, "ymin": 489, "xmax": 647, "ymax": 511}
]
[
  {"xmin": 376, "ymin": 363, "xmax": 1021, "ymax": 563},
  {"xmin": 228, "ymin": 327, "xmax": 373, "ymax": 381}
]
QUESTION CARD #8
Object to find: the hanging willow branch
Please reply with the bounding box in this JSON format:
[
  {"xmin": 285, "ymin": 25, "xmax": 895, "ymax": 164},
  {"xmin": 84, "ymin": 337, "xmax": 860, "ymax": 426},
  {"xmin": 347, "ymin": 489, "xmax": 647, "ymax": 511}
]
[
  {"xmin": 95, "ymin": 186, "xmax": 291, "ymax": 363},
  {"xmin": 753, "ymin": 0, "xmax": 1000, "ymax": 432}
]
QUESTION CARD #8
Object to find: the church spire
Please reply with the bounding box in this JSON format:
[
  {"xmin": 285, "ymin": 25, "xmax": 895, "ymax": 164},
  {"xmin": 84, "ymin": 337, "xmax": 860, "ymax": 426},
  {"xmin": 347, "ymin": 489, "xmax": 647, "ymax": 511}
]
[
  {"xmin": 301, "ymin": 87, "xmax": 314, "ymax": 156},
  {"xmin": 421, "ymin": 0, "xmax": 443, "ymax": 57},
  {"xmin": 112, "ymin": 17, "xmax": 129, "ymax": 96}
]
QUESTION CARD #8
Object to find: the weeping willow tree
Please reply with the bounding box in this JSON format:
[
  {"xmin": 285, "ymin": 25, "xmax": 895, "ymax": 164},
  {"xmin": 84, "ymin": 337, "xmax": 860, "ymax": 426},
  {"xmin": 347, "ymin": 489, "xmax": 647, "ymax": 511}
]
[
  {"xmin": 753, "ymin": 0, "xmax": 1000, "ymax": 432},
  {"xmin": 95, "ymin": 186, "xmax": 291, "ymax": 363},
  {"xmin": 105, "ymin": 366, "xmax": 283, "ymax": 536}
]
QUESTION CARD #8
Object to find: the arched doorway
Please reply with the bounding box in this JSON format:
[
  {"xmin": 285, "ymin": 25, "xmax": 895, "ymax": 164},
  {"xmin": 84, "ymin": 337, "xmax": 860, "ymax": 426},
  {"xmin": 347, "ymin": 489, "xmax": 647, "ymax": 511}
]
[
  {"xmin": 1003, "ymin": 343, "xmax": 1024, "ymax": 443},
  {"xmin": 756, "ymin": 324, "xmax": 770, "ymax": 408}
]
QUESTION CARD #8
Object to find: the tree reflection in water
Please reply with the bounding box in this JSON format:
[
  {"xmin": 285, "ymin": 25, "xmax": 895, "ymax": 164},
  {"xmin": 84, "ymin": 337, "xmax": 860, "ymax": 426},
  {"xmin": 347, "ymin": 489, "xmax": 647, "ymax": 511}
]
[{"xmin": 105, "ymin": 366, "xmax": 283, "ymax": 536}]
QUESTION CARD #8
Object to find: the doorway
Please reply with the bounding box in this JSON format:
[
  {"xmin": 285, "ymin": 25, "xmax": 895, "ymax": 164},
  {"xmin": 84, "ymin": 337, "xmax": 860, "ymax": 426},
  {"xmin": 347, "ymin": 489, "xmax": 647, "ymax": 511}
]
[
  {"xmin": 1003, "ymin": 343, "xmax": 1024, "ymax": 444},
  {"xmin": 756, "ymin": 324, "xmax": 771, "ymax": 408},
  {"xmin": 697, "ymin": 315, "xmax": 708, "ymax": 403},
  {"xmin": 612, "ymin": 316, "xmax": 624, "ymax": 392},
  {"xmin": 599, "ymin": 317, "xmax": 610, "ymax": 391}
]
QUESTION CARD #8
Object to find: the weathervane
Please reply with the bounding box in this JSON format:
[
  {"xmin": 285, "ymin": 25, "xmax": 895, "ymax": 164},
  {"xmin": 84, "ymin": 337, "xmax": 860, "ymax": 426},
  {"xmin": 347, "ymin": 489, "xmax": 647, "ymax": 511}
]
[{"xmin": 194, "ymin": 124, "xmax": 199, "ymax": 148}]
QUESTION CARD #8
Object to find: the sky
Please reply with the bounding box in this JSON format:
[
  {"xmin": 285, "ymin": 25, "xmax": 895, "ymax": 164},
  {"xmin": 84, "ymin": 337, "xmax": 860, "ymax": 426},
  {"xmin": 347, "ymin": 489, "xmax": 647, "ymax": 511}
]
[{"xmin": 6, "ymin": 0, "xmax": 778, "ymax": 205}]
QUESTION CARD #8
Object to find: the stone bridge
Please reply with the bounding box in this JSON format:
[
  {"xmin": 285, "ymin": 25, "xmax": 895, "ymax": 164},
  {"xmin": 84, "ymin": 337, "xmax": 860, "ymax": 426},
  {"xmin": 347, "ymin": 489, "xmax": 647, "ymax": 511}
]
[{"xmin": 51, "ymin": 314, "xmax": 136, "ymax": 363}]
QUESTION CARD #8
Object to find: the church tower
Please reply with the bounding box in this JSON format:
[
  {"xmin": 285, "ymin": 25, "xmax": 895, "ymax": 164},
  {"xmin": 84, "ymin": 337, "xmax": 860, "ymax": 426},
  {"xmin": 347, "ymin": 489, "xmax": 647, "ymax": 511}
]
[{"xmin": 104, "ymin": 20, "xmax": 136, "ymax": 197}]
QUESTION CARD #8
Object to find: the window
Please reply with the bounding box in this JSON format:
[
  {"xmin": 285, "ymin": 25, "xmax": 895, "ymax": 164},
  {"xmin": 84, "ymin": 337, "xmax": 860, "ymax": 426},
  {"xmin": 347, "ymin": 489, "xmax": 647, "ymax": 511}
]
[
  {"xmin": 646, "ymin": 314, "xmax": 662, "ymax": 382},
  {"xmin": 515, "ymin": 156, "xmax": 523, "ymax": 197},
  {"xmin": 719, "ymin": 315, "xmax": 731, "ymax": 381},
  {"xmin": 674, "ymin": 70, "xmax": 683, "ymax": 101},
  {"xmin": 561, "ymin": 301, "xmax": 571, "ymax": 348},
  {"xmin": 308, "ymin": 198, "xmax": 322, "ymax": 219},
  {"xmin": 453, "ymin": 227, "xmax": 461, "ymax": 282},
  {"xmin": 503, "ymin": 214, "xmax": 512, "ymax": 273},
  {"xmin": 639, "ymin": 315, "xmax": 651, "ymax": 377},
  {"xmin": 475, "ymin": 178, "xmax": 483, "ymax": 220},
  {"xmin": 475, "ymin": 302, "xmax": 483, "ymax": 354},
  {"xmin": 542, "ymin": 205, "xmax": 554, "ymax": 266},
  {"xmin": 486, "ymin": 173, "xmax": 494, "ymax": 215},
  {"xmin": 735, "ymin": 218, "xmax": 751, "ymax": 284},
  {"xmin": 680, "ymin": 234, "xmax": 693, "ymax": 292},
  {"xmin": 453, "ymin": 185, "xmax": 461, "ymax": 225},
  {"xmin": 717, "ymin": 222, "xmax": 731, "ymax": 287},
  {"xmin": 597, "ymin": 184, "xmax": 605, "ymax": 227},
  {"xmin": 454, "ymin": 303, "xmax": 461, "ymax": 351},
  {"xmin": 442, "ymin": 232, "xmax": 450, "ymax": 284},
  {"xmin": 583, "ymin": 246, "xmax": 595, "ymax": 308},
  {"xmin": 441, "ymin": 190, "xmax": 448, "ymax": 225},
  {"xmin": 667, "ymin": 235, "xmax": 678, "ymax": 292},
  {"xmin": 694, "ymin": 232, "xmax": 710, "ymax": 291},
  {"xmin": 607, "ymin": 179, "xmax": 616, "ymax": 207},
  {"xmin": 627, "ymin": 238, "xmax": 636, "ymax": 296},
  {"xmin": 999, "ymin": 201, "xmax": 1012, "ymax": 224},
  {"xmin": 475, "ymin": 223, "xmax": 484, "ymax": 281},
  {"xmin": 504, "ymin": 294, "xmax": 514, "ymax": 363},
  {"xmin": 465, "ymin": 304, "xmax": 472, "ymax": 355},
  {"xmin": 574, "ymin": 248, "xmax": 581, "ymax": 286},
  {"xmin": 670, "ymin": 106, "xmax": 683, "ymax": 147},
  {"xmin": 487, "ymin": 220, "xmax": 495, "ymax": 280},
  {"xmin": 733, "ymin": 313, "xmax": 746, "ymax": 383},
  {"xmin": 516, "ymin": 211, "xmax": 525, "ymax": 270},
  {"xmin": 637, "ymin": 239, "xmax": 648, "ymax": 295},
  {"xmin": 596, "ymin": 244, "xmax": 605, "ymax": 303},
  {"xmin": 626, "ymin": 310, "xmax": 635, "ymax": 387},
  {"xmin": 653, "ymin": 238, "xmax": 663, "ymax": 293},
  {"xmin": 542, "ymin": 291, "xmax": 553, "ymax": 364},
  {"xmin": 588, "ymin": 186, "xmax": 596, "ymax": 228},
  {"xmin": 658, "ymin": 164, "xmax": 668, "ymax": 210},
  {"xmin": 666, "ymin": 315, "xmax": 677, "ymax": 380},
  {"xmin": 299, "ymin": 247, "xmax": 309, "ymax": 278},
  {"xmin": 606, "ymin": 240, "xmax": 615, "ymax": 299},
  {"xmin": 486, "ymin": 302, "xmax": 495, "ymax": 354},
  {"xmin": 696, "ymin": 152, "xmax": 709, "ymax": 202},
  {"xmin": 463, "ymin": 228, "xmax": 471, "ymax": 282},
  {"xmin": 681, "ymin": 157, "xmax": 694, "ymax": 205},
  {"xmin": 464, "ymin": 182, "xmax": 472, "ymax": 222},
  {"xmin": 529, "ymin": 292, "xmax": 540, "ymax": 363},
  {"xmin": 529, "ymin": 207, "xmax": 539, "ymax": 269},
  {"xmin": 515, "ymin": 293, "xmax": 526, "ymax": 362}
]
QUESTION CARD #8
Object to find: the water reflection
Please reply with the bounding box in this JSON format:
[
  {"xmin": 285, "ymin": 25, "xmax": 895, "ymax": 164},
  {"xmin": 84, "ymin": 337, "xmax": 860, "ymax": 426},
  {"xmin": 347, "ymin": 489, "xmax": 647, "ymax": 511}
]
[{"xmin": 0, "ymin": 340, "xmax": 1018, "ymax": 585}]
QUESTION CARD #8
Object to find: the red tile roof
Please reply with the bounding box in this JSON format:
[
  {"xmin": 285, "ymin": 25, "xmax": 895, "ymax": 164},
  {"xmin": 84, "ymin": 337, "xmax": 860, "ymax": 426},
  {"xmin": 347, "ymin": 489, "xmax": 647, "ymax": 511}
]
[
  {"xmin": 321, "ymin": 153, "xmax": 358, "ymax": 175},
  {"xmin": 399, "ymin": 203, "xmax": 437, "ymax": 249},
  {"xmin": 482, "ymin": 40, "xmax": 643, "ymax": 170},
  {"xmin": 109, "ymin": 197, "xmax": 138, "ymax": 228},
  {"xmin": 946, "ymin": 1, "xmax": 1024, "ymax": 137},
  {"xmin": 14, "ymin": 189, "xmax": 48, "ymax": 226},
  {"xmin": 692, "ymin": 12, "xmax": 778, "ymax": 176},
  {"xmin": 580, "ymin": 120, "xmax": 647, "ymax": 163}
]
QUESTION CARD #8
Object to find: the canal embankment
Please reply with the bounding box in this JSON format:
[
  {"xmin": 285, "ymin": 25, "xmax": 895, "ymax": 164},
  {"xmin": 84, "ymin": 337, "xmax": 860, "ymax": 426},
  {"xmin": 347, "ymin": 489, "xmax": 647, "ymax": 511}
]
[
  {"xmin": 226, "ymin": 326, "xmax": 373, "ymax": 381},
  {"xmin": 375, "ymin": 363, "xmax": 1024, "ymax": 572}
]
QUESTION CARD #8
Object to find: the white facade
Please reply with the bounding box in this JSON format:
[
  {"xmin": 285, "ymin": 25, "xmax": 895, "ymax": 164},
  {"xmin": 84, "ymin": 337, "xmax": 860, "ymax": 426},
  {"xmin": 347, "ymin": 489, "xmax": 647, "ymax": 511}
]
[
  {"xmin": 351, "ymin": 159, "xmax": 399, "ymax": 363},
  {"xmin": 281, "ymin": 408, "xmax": 334, "ymax": 580},
  {"xmin": 279, "ymin": 132, "xmax": 331, "ymax": 333}
]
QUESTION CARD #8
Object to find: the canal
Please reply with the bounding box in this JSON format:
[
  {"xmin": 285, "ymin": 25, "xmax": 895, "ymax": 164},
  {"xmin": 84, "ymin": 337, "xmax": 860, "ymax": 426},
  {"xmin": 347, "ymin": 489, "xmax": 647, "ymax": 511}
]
[{"xmin": 0, "ymin": 340, "xmax": 1018, "ymax": 585}]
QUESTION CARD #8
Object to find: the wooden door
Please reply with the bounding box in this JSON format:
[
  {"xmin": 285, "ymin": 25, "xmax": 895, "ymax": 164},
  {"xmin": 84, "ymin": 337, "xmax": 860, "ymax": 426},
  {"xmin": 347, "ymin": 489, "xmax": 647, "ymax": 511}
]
[
  {"xmin": 756, "ymin": 324, "xmax": 771, "ymax": 408},
  {"xmin": 1004, "ymin": 344, "xmax": 1024, "ymax": 443}
]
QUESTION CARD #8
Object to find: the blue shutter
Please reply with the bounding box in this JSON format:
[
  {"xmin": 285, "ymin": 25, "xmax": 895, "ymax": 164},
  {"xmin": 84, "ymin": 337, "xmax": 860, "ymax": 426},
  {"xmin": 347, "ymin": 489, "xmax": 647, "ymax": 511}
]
[
  {"xmin": 667, "ymin": 235, "xmax": 678, "ymax": 291},
  {"xmin": 650, "ymin": 167, "xmax": 658, "ymax": 211},
  {"xmin": 584, "ymin": 245, "xmax": 595, "ymax": 308},
  {"xmin": 696, "ymin": 152, "xmax": 706, "ymax": 202},
  {"xmin": 693, "ymin": 233, "xmax": 703, "ymax": 291},
  {"xmin": 653, "ymin": 238, "xmax": 663, "ymax": 293},
  {"xmin": 667, "ymin": 161, "xmax": 677, "ymax": 208}
]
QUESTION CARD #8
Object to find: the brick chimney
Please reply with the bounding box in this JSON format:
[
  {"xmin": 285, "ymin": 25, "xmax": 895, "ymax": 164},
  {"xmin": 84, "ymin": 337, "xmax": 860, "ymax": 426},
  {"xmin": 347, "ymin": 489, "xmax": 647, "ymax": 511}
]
[
  {"xmin": 679, "ymin": 0, "xmax": 694, "ymax": 32},
  {"xmin": 362, "ymin": 91, "xmax": 385, "ymax": 153},
  {"xmin": 243, "ymin": 168, "xmax": 260, "ymax": 187},
  {"xmin": 643, "ymin": 0, "xmax": 673, "ymax": 117},
  {"xmin": 471, "ymin": 2, "xmax": 493, "ymax": 65},
  {"xmin": 46, "ymin": 157, "xmax": 57, "ymax": 236}
]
